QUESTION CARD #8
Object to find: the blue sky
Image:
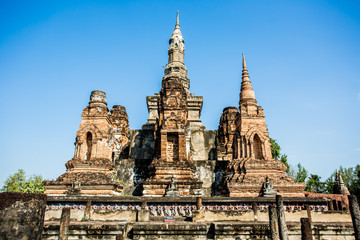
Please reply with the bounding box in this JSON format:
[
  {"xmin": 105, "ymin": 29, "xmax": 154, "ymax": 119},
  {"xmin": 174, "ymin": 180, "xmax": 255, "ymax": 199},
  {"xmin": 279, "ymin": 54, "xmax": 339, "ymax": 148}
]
[{"xmin": 0, "ymin": 0, "xmax": 359, "ymax": 185}]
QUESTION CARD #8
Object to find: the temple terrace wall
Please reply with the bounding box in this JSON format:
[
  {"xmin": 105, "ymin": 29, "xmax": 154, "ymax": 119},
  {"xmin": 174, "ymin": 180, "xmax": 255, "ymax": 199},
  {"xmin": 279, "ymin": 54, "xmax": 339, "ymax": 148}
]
[
  {"xmin": 0, "ymin": 192, "xmax": 47, "ymax": 240},
  {"xmin": 42, "ymin": 195, "xmax": 354, "ymax": 239}
]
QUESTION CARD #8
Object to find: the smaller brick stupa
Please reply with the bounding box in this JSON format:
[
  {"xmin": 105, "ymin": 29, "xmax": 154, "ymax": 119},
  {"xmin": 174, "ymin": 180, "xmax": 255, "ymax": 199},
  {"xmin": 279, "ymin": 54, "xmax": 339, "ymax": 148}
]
[
  {"xmin": 333, "ymin": 170, "xmax": 350, "ymax": 195},
  {"xmin": 217, "ymin": 54, "xmax": 306, "ymax": 197},
  {"xmin": 44, "ymin": 91, "xmax": 129, "ymax": 196}
]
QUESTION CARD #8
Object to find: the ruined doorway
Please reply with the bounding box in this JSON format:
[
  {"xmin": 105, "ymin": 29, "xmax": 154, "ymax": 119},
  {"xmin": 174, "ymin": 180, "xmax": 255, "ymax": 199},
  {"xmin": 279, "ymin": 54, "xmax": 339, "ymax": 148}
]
[
  {"xmin": 253, "ymin": 134, "xmax": 263, "ymax": 159},
  {"xmin": 86, "ymin": 132, "xmax": 92, "ymax": 160},
  {"xmin": 167, "ymin": 133, "xmax": 179, "ymax": 161}
]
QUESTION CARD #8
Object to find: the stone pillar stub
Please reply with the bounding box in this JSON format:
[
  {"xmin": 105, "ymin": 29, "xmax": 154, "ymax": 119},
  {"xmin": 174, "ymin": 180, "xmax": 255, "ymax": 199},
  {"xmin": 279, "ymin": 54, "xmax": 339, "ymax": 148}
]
[
  {"xmin": 196, "ymin": 197, "xmax": 203, "ymax": 209},
  {"xmin": 305, "ymin": 205, "xmax": 312, "ymax": 224},
  {"xmin": 59, "ymin": 207, "xmax": 70, "ymax": 240},
  {"xmin": 269, "ymin": 205, "xmax": 279, "ymax": 240},
  {"xmin": 276, "ymin": 195, "xmax": 289, "ymax": 240},
  {"xmin": 85, "ymin": 200, "xmax": 91, "ymax": 221},
  {"xmin": 349, "ymin": 195, "xmax": 360, "ymax": 240},
  {"xmin": 300, "ymin": 218, "xmax": 312, "ymax": 240}
]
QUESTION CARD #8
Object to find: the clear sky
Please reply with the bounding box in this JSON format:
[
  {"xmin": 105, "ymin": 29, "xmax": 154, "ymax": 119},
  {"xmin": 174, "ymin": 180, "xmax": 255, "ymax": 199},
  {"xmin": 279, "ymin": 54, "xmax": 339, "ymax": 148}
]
[{"xmin": 0, "ymin": 0, "xmax": 359, "ymax": 186}]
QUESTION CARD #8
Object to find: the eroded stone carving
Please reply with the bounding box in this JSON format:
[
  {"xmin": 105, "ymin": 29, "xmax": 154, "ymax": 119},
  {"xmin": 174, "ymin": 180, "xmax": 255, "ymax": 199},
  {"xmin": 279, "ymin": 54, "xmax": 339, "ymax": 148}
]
[
  {"xmin": 165, "ymin": 176, "xmax": 180, "ymax": 197},
  {"xmin": 262, "ymin": 176, "xmax": 277, "ymax": 197}
]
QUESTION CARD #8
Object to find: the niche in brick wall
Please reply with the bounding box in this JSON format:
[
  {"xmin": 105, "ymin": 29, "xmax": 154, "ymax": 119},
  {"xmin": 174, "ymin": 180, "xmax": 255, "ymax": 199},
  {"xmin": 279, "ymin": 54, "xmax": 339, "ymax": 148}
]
[
  {"xmin": 167, "ymin": 133, "xmax": 179, "ymax": 161},
  {"xmin": 86, "ymin": 132, "xmax": 92, "ymax": 160},
  {"xmin": 253, "ymin": 134, "xmax": 263, "ymax": 159}
]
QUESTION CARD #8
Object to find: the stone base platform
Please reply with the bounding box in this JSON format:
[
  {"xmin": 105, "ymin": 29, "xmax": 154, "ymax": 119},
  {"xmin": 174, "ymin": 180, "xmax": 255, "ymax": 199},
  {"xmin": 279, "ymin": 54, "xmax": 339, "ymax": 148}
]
[
  {"xmin": 43, "ymin": 195, "xmax": 353, "ymax": 239},
  {"xmin": 43, "ymin": 221, "xmax": 128, "ymax": 240},
  {"xmin": 133, "ymin": 222, "xmax": 208, "ymax": 240},
  {"xmin": 42, "ymin": 221, "xmax": 354, "ymax": 240}
]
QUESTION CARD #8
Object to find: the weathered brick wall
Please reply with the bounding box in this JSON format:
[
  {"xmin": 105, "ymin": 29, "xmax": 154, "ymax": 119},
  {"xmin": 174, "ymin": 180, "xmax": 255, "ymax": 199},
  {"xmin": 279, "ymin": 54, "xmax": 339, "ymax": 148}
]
[
  {"xmin": 0, "ymin": 192, "xmax": 47, "ymax": 240},
  {"xmin": 117, "ymin": 130, "xmax": 217, "ymax": 196},
  {"xmin": 166, "ymin": 133, "xmax": 179, "ymax": 161}
]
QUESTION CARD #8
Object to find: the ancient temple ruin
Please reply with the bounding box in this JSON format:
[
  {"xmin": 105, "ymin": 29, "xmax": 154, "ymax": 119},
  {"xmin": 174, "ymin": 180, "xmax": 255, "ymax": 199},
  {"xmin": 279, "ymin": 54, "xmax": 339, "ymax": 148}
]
[
  {"xmin": 44, "ymin": 12, "xmax": 305, "ymax": 198},
  {"xmin": 41, "ymin": 12, "xmax": 355, "ymax": 240}
]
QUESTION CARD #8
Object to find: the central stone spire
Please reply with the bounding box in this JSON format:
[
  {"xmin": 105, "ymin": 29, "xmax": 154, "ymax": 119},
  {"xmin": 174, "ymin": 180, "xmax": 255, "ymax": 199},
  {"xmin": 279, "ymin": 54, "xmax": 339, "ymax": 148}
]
[
  {"xmin": 164, "ymin": 11, "xmax": 190, "ymax": 91},
  {"xmin": 142, "ymin": 12, "xmax": 205, "ymax": 197}
]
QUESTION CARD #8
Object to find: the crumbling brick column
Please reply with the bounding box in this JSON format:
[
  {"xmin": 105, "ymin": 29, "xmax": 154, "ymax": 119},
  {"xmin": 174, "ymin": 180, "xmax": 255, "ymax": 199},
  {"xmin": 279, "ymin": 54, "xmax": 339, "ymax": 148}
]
[
  {"xmin": 269, "ymin": 204, "xmax": 279, "ymax": 240},
  {"xmin": 59, "ymin": 207, "xmax": 70, "ymax": 240},
  {"xmin": 349, "ymin": 195, "xmax": 360, "ymax": 240},
  {"xmin": 300, "ymin": 218, "xmax": 312, "ymax": 240},
  {"xmin": 0, "ymin": 192, "xmax": 47, "ymax": 240}
]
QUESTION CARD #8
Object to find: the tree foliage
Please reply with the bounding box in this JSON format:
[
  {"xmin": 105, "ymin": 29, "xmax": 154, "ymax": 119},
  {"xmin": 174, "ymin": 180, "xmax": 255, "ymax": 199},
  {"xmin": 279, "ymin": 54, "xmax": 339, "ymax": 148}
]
[
  {"xmin": 295, "ymin": 163, "xmax": 308, "ymax": 183},
  {"xmin": 1, "ymin": 169, "xmax": 45, "ymax": 193},
  {"xmin": 323, "ymin": 165, "xmax": 360, "ymax": 196},
  {"xmin": 270, "ymin": 138, "xmax": 281, "ymax": 160},
  {"xmin": 269, "ymin": 136, "xmax": 330, "ymax": 193},
  {"xmin": 323, "ymin": 176, "xmax": 334, "ymax": 194},
  {"xmin": 305, "ymin": 174, "xmax": 325, "ymax": 193},
  {"xmin": 305, "ymin": 165, "xmax": 360, "ymax": 195},
  {"xmin": 280, "ymin": 154, "xmax": 291, "ymax": 175},
  {"xmin": 268, "ymin": 137, "xmax": 359, "ymax": 196},
  {"xmin": 270, "ymin": 138, "xmax": 291, "ymax": 175}
]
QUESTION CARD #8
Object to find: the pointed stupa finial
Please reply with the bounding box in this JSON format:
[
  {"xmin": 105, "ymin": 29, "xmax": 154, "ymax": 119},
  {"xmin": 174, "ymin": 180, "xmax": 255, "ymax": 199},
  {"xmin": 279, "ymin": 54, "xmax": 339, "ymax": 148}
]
[
  {"xmin": 338, "ymin": 173, "xmax": 345, "ymax": 184},
  {"xmin": 168, "ymin": 11, "xmax": 185, "ymax": 65},
  {"xmin": 242, "ymin": 53, "xmax": 247, "ymax": 70},
  {"xmin": 176, "ymin": 11, "xmax": 180, "ymax": 27},
  {"xmin": 171, "ymin": 11, "xmax": 183, "ymax": 38},
  {"xmin": 239, "ymin": 53, "xmax": 257, "ymax": 105}
]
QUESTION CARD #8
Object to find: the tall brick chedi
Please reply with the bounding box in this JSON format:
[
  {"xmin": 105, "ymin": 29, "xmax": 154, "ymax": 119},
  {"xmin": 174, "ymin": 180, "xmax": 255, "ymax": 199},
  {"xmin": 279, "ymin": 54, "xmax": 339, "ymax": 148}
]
[
  {"xmin": 218, "ymin": 54, "xmax": 306, "ymax": 197},
  {"xmin": 44, "ymin": 91, "xmax": 129, "ymax": 196},
  {"xmin": 142, "ymin": 12, "xmax": 202, "ymax": 196}
]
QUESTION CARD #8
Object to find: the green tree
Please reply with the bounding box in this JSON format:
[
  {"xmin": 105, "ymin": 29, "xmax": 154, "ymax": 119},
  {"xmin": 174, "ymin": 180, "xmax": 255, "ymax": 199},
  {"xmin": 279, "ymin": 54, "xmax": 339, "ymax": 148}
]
[
  {"xmin": 1, "ymin": 169, "xmax": 45, "ymax": 193},
  {"xmin": 306, "ymin": 174, "xmax": 324, "ymax": 193},
  {"xmin": 294, "ymin": 163, "xmax": 308, "ymax": 183},
  {"xmin": 323, "ymin": 165, "xmax": 360, "ymax": 196},
  {"xmin": 354, "ymin": 165, "xmax": 360, "ymax": 201},
  {"xmin": 2, "ymin": 169, "xmax": 26, "ymax": 192},
  {"xmin": 270, "ymin": 138, "xmax": 281, "ymax": 160},
  {"xmin": 323, "ymin": 175, "xmax": 334, "ymax": 194},
  {"xmin": 280, "ymin": 154, "xmax": 291, "ymax": 175},
  {"xmin": 270, "ymin": 137, "xmax": 292, "ymax": 175}
]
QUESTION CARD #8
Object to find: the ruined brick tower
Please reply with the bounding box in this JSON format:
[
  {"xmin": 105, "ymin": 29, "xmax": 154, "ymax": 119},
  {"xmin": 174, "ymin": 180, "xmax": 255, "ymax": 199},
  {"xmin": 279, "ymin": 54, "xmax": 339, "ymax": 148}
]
[
  {"xmin": 142, "ymin": 12, "xmax": 203, "ymax": 196},
  {"xmin": 218, "ymin": 54, "xmax": 306, "ymax": 197},
  {"xmin": 44, "ymin": 91, "xmax": 129, "ymax": 196}
]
